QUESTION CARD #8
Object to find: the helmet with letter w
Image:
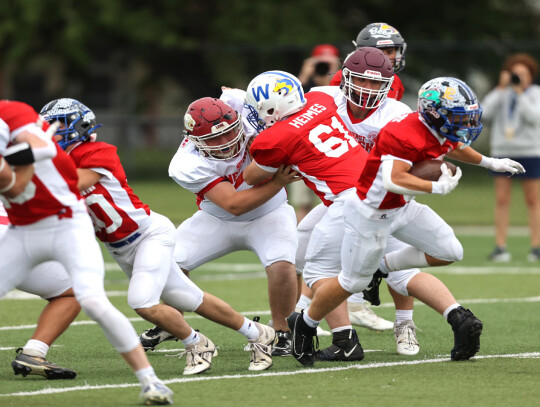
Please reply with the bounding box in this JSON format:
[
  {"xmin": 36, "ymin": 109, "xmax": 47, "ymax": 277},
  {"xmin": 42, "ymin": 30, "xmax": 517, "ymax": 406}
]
[
  {"xmin": 244, "ymin": 70, "xmax": 306, "ymax": 131},
  {"xmin": 418, "ymin": 77, "xmax": 483, "ymax": 146}
]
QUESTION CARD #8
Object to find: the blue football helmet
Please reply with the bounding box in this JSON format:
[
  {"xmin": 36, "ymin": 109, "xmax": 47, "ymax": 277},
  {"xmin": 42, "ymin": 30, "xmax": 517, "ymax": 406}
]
[
  {"xmin": 40, "ymin": 98, "xmax": 102, "ymax": 149},
  {"xmin": 418, "ymin": 77, "xmax": 483, "ymax": 146}
]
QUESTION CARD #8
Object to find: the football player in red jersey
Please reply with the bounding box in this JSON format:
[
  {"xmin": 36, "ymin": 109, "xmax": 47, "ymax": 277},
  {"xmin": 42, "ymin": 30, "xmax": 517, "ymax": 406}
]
[
  {"xmin": 292, "ymin": 77, "xmax": 525, "ymax": 366},
  {"xmin": 0, "ymin": 100, "xmax": 173, "ymax": 405},
  {"xmin": 40, "ymin": 98, "xmax": 293, "ymax": 373},
  {"xmin": 329, "ymin": 22, "xmax": 406, "ymax": 101}
]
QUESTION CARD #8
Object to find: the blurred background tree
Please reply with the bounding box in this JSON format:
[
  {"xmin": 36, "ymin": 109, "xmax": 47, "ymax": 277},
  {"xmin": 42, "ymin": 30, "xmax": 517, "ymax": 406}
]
[{"xmin": 1, "ymin": 0, "xmax": 539, "ymax": 177}]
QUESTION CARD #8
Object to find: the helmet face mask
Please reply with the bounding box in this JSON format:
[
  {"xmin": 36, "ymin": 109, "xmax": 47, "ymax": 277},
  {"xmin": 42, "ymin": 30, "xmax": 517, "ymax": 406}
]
[
  {"xmin": 40, "ymin": 98, "xmax": 102, "ymax": 150},
  {"xmin": 245, "ymin": 70, "xmax": 306, "ymax": 130},
  {"xmin": 341, "ymin": 47, "xmax": 394, "ymax": 110},
  {"xmin": 354, "ymin": 22, "xmax": 407, "ymax": 73},
  {"xmin": 184, "ymin": 97, "xmax": 247, "ymax": 160},
  {"xmin": 418, "ymin": 77, "xmax": 483, "ymax": 145}
]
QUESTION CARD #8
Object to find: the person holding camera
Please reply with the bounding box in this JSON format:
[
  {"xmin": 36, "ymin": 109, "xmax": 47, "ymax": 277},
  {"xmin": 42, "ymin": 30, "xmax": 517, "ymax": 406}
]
[
  {"xmin": 483, "ymin": 53, "xmax": 540, "ymax": 262},
  {"xmin": 298, "ymin": 44, "xmax": 341, "ymax": 94}
]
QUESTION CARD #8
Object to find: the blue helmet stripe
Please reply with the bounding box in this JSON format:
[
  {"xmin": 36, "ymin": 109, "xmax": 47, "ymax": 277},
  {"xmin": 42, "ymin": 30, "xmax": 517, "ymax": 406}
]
[{"xmin": 263, "ymin": 70, "xmax": 306, "ymax": 103}]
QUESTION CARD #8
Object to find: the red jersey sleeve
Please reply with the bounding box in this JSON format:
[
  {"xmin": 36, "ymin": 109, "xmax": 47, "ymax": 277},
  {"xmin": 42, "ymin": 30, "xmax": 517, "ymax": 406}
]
[
  {"xmin": 250, "ymin": 128, "xmax": 292, "ymax": 168},
  {"xmin": 0, "ymin": 101, "xmax": 42, "ymax": 131},
  {"xmin": 75, "ymin": 142, "xmax": 120, "ymax": 172},
  {"xmin": 329, "ymin": 70, "xmax": 343, "ymax": 86}
]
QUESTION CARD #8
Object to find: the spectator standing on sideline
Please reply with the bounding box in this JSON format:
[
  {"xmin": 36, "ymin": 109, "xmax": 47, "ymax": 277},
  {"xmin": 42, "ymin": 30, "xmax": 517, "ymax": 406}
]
[{"xmin": 482, "ymin": 53, "xmax": 540, "ymax": 262}]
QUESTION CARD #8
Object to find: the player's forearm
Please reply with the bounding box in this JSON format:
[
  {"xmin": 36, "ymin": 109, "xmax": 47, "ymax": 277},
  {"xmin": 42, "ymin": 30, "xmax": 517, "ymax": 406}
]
[
  {"xmin": 446, "ymin": 145, "xmax": 482, "ymax": 165},
  {"xmin": 222, "ymin": 181, "xmax": 282, "ymax": 216}
]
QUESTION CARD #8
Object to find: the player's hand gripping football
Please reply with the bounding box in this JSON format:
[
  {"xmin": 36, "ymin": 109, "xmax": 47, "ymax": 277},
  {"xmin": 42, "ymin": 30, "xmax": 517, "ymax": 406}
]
[
  {"xmin": 482, "ymin": 157, "xmax": 525, "ymax": 175},
  {"xmin": 272, "ymin": 164, "xmax": 301, "ymax": 187},
  {"xmin": 431, "ymin": 164, "xmax": 462, "ymax": 195}
]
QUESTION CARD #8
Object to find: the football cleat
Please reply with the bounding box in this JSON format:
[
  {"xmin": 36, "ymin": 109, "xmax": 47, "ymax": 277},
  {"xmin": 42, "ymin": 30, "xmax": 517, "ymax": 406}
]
[
  {"xmin": 11, "ymin": 348, "xmax": 77, "ymax": 380},
  {"xmin": 139, "ymin": 381, "xmax": 173, "ymax": 405},
  {"xmin": 272, "ymin": 330, "xmax": 292, "ymax": 356},
  {"xmin": 348, "ymin": 302, "xmax": 394, "ymax": 331},
  {"xmin": 139, "ymin": 326, "xmax": 177, "ymax": 351},
  {"xmin": 487, "ymin": 246, "xmax": 511, "ymax": 262},
  {"xmin": 394, "ymin": 320, "xmax": 420, "ymax": 356},
  {"xmin": 288, "ymin": 311, "xmax": 318, "ymax": 367},
  {"xmin": 176, "ymin": 333, "xmax": 216, "ymax": 375},
  {"xmin": 316, "ymin": 329, "xmax": 364, "ymax": 362},
  {"xmin": 447, "ymin": 307, "xmax": 483, "ymax": 361},
  {"xmin": 361, "ymin": 269, "xmax": 386, "ymax": 306},
  {"xmin": 244, "ymin": 317, "xmax": 276, "ymax": 371}
]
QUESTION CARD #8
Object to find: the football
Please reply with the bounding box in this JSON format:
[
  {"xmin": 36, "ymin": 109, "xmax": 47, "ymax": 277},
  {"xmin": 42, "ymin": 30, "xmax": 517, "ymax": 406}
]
[{"xmin": 409, "ymin": 160, "xmax": 458, "ymax": 181}]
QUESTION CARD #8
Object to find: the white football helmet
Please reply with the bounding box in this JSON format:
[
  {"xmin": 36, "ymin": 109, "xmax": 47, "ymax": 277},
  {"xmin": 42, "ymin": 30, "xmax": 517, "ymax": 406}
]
[{"xmin": 244, "ymin": 70, "xmax": 306, "ymax": 130}]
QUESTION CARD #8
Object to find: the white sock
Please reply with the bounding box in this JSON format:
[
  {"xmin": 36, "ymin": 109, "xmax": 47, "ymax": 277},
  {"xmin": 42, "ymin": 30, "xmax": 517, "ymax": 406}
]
[
  {"xmin": 385, "ymin": 246, "xmax": 429, "ymax": 272},
  {"xmin": 296, "ymin": 294, "xmax": 312, "ymax": 310},
  {"xmin": 303, "ymin": 310, "xmax": 320, "ymax": 328},
  {"xmin": 237, "ymin": 317, "xmax": 260, "ymax": 341},
  {"xmin": 135, "ymin": 365, "xmax": 158, "ymax": 385},
  {"xmin": 23, "ymin": 339, "xmax": 49, "ymax": 358},
  {"xmin": 379, "ymin": 257, "xmax": 390, "ymax": 274},
  {"xmin": 331, "ymin": 325, "xmax": 353, "ymax": 333},
  {"xmin": 347, "ymin": 292, "xmax": 366, "ymax": 304},
  {"xmin": 395, "ymin": 310, "xmax": 413, "ymax": 325},
  {"xmin": 443, "ymin": 303, "xmax": 461, "ymax": 321},
  {"xmin": 180, "ymin": 329, "xmax": 200, "ymax": 347}
]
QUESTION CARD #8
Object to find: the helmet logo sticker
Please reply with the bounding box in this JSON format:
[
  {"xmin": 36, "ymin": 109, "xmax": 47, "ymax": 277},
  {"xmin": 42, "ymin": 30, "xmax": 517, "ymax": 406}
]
[
  {"xmin": 184, "ymin": 113, "xmax": 196, "ymax": 131},
  {"xmin": 368, "ymin": 23, "xmax": 399, "ymax": 38},
  {"xmin": 273, "ymin": 78, "xmax": 295, "ymax": 96},
  {"xmin": 250, "ymin": 84, "xmax": 270, "ymax": 102},
  {"xmin": 443, "ymin": 87, "xmax": 457, "ymax": 100}
]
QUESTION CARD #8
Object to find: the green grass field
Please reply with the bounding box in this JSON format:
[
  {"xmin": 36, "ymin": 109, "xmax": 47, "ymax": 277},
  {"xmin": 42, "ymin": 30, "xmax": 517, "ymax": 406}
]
[{"xmin": 1, "ymin": 177, "xmax": 539, "ymax": 406}]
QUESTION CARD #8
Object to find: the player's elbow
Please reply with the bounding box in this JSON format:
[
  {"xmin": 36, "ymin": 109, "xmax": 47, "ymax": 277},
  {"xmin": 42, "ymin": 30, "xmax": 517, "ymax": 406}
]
[
  {"xmin": 225, "ymin": 203, "xmax": 249, "ymax": 216},
  {"xmin": 382, "ymin": 172, "xmax": 399, "ymax": 193}
]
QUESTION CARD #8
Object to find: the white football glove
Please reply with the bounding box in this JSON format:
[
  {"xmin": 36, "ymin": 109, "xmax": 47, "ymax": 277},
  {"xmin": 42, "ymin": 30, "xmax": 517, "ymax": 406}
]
[
  {"xmin": 479, "ymin": 156, "xmax": 525, "ymax": 175},
  {"xmin": 431, "ymin": 164, "xmax": 462, "ymax": 195}
]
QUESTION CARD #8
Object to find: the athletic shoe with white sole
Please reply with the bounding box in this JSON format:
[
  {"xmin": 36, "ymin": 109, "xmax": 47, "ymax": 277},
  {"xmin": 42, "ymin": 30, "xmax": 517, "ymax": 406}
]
[
  {"xmin": 272, "ymin": 330, "xmax": 292, "ymax": 356},
  {"xmin": 176, "ymin": 333, "xmax": 216, "ymax": 375},
  {"xmin": 316, "ymin": 329, "xmax": 364, "ymax": 362},
  {"xmin": 244, "ymin": 317, "xmax": 276, "ymax": 371},
  {"xmin": 447, "ymin": 306, "xmax": 483, "ymax": 361},
  {"xmin": 11, "ymin": 348, "xmax": 77, "ymax": 379},
  {"xmin": 487, "ymin": 246, "xmax": 511, "ymax": 262},
  {"xmin": 140, "ymin": 381, "xmax": 173, "ymax": 405},
  {"xmin": 288, "ymin": 311, "xmax": 318, "ymax": 367},
  {"xmin": 394, "ymin": 320, "xmax": 420, "ymax": 356},
  {"xmin": 139, "ymin": 326, "xmax": 177, "ymax": 351},
  {"xmin": 348, "ymin": 302, "xmax": 394, "ymax": 331}
]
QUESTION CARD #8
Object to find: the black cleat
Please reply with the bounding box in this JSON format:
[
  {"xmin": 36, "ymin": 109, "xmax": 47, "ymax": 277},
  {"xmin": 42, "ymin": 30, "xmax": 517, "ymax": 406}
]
[
  {"xmin": 139, "ymin": 326, "xmax": 177, "ymax": 351},
  {"xmin": 447, "ymin": 307, "xmax": 483, "ymax": 361},
  {"xmin": 362, "ymin": 269, "xmax": 386, "ymax": 306},
  {"xmin": 316, "ymin": 329, "xmax": 364, "ymax": 362},
  {"xmin": 272, "ymin": 330, "xmax": 292, "ymax": 356},
  {"xmin": 288, "ymin": 311, "xmax": 318, "ymax": 367},
  {"xmin": 11, "ymin": 348, "xmax": 77, "ymax": 380}
]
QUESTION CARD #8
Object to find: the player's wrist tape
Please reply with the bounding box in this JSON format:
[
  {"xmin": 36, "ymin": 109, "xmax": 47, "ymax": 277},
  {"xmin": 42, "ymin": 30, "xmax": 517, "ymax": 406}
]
[
  {"xmin": 431, "ymin": 181, "xmax": 444, "ymax": 194},
  {"xmin": 0, "ymin": 172, "xmax": 16, "ymax": 193},
  {"xmin": 4, "ymin": 142, "xmax": 35, "ymax": 165},
  {"xmin": 32, "ymin": 142, "xmax": 57, "ymax": 162},
  {"xmin": 478, "ymin": 155, "xmax": 493, "ymax": 169}
]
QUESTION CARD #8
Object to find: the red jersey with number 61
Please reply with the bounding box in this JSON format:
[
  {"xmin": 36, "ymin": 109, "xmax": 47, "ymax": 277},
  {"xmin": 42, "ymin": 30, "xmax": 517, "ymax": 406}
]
[
  {"xmin": 358, "ymin": 112, "xmax": 460, "ymax": 209},
  {"xmin": 249, "ymin": 91, "xmax": 368, "ymax": 206},
  {"xmin": 68, "ymin": 141, "xmax": 151, "ymax": 243},
  {"xmin": 0, "ymin": 101, "xmax": 82, "ymax": 225}
]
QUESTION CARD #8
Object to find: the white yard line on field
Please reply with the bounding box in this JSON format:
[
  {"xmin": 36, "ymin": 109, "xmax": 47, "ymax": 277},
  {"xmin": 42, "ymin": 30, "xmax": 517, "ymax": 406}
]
[
  {"xmin": 1, "ymin": 352, "xmax": 539, "ymax": 398},
  {"xmin": 1, "ymin": 296, "xmax": 539, "ymax": 332}
]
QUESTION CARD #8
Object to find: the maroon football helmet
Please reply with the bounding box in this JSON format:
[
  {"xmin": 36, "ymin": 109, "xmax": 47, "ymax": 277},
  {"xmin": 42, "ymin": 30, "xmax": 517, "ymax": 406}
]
[
  {"xmin": 183, "ymin": 97, "xmax": 246, "ymax": 160},
  {"xmin": 340, "ymin": 47, "xmax": 394, "ymax": 109}
]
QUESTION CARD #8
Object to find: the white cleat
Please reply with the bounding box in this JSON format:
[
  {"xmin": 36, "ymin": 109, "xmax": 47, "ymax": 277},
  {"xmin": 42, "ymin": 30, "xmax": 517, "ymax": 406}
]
[
  {"xmin": 140, "ymin": 381, "xmax": 173, "ymax": 405},
  {"xmin": 244, "ymin": 320, "xmax": 276, "ymax": 371},
  {"xmin": 178, "ymin": 333, "xmax": 216, "ymax": 375},
  {"xmin": 348, "ymin": 302, "xmax": 394, "ymax": 331},
  {"xmin": 394, "ymin": 320, "xmax": 420, "ymax": 356}
]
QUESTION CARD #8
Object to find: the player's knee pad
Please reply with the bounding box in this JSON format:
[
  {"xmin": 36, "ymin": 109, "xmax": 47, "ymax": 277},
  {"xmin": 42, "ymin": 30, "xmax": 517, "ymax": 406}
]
[
  {"xmin": 386, "ymin": 268, "xmax": 420, "ymax": 296},
  {"xmin": 338, "ymin": 272, "xmax": 373, "ymax": 294},
  {"xmin": 440, "ymin": 237, "xmax": 463, "ymax": 262},
  {"xmin": 160, "ymin": 285, "xmax": 204, "ymax": 312},
  {"xmin": 78, "ymin": 294, "xmax": 112, "ymax": 321},
  {"xmin": 127, "ymin": 272, "xmax": 162, "ymax": 310}
]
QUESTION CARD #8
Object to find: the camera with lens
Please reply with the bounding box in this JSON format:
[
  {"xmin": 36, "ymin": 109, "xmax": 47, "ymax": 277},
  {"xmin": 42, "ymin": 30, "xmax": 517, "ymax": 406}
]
[
  {"xmin": 314, "ymin": 61, "xmax": 330, "ymax": 76},
  {"xmin": 510, "ymin": 72, "xmax": 521, "ymax": 85}
]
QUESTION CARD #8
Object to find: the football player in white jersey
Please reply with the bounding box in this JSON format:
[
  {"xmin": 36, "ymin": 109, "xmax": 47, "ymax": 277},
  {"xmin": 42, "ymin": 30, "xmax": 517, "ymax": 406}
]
[
  {"xmin": 166, "ymin": 97, "xmax": 299, "ymax": 357},
  {"xmin": 292, "ymin": 77, "xmax": 524, "ymax": 367},
  {"xmin": 0, "ymin": 100, "xmax": 173, "ymax": 405},
  {"xmin": 39, "ymin": 98, "xmax": 285, "ymax": 373}
]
